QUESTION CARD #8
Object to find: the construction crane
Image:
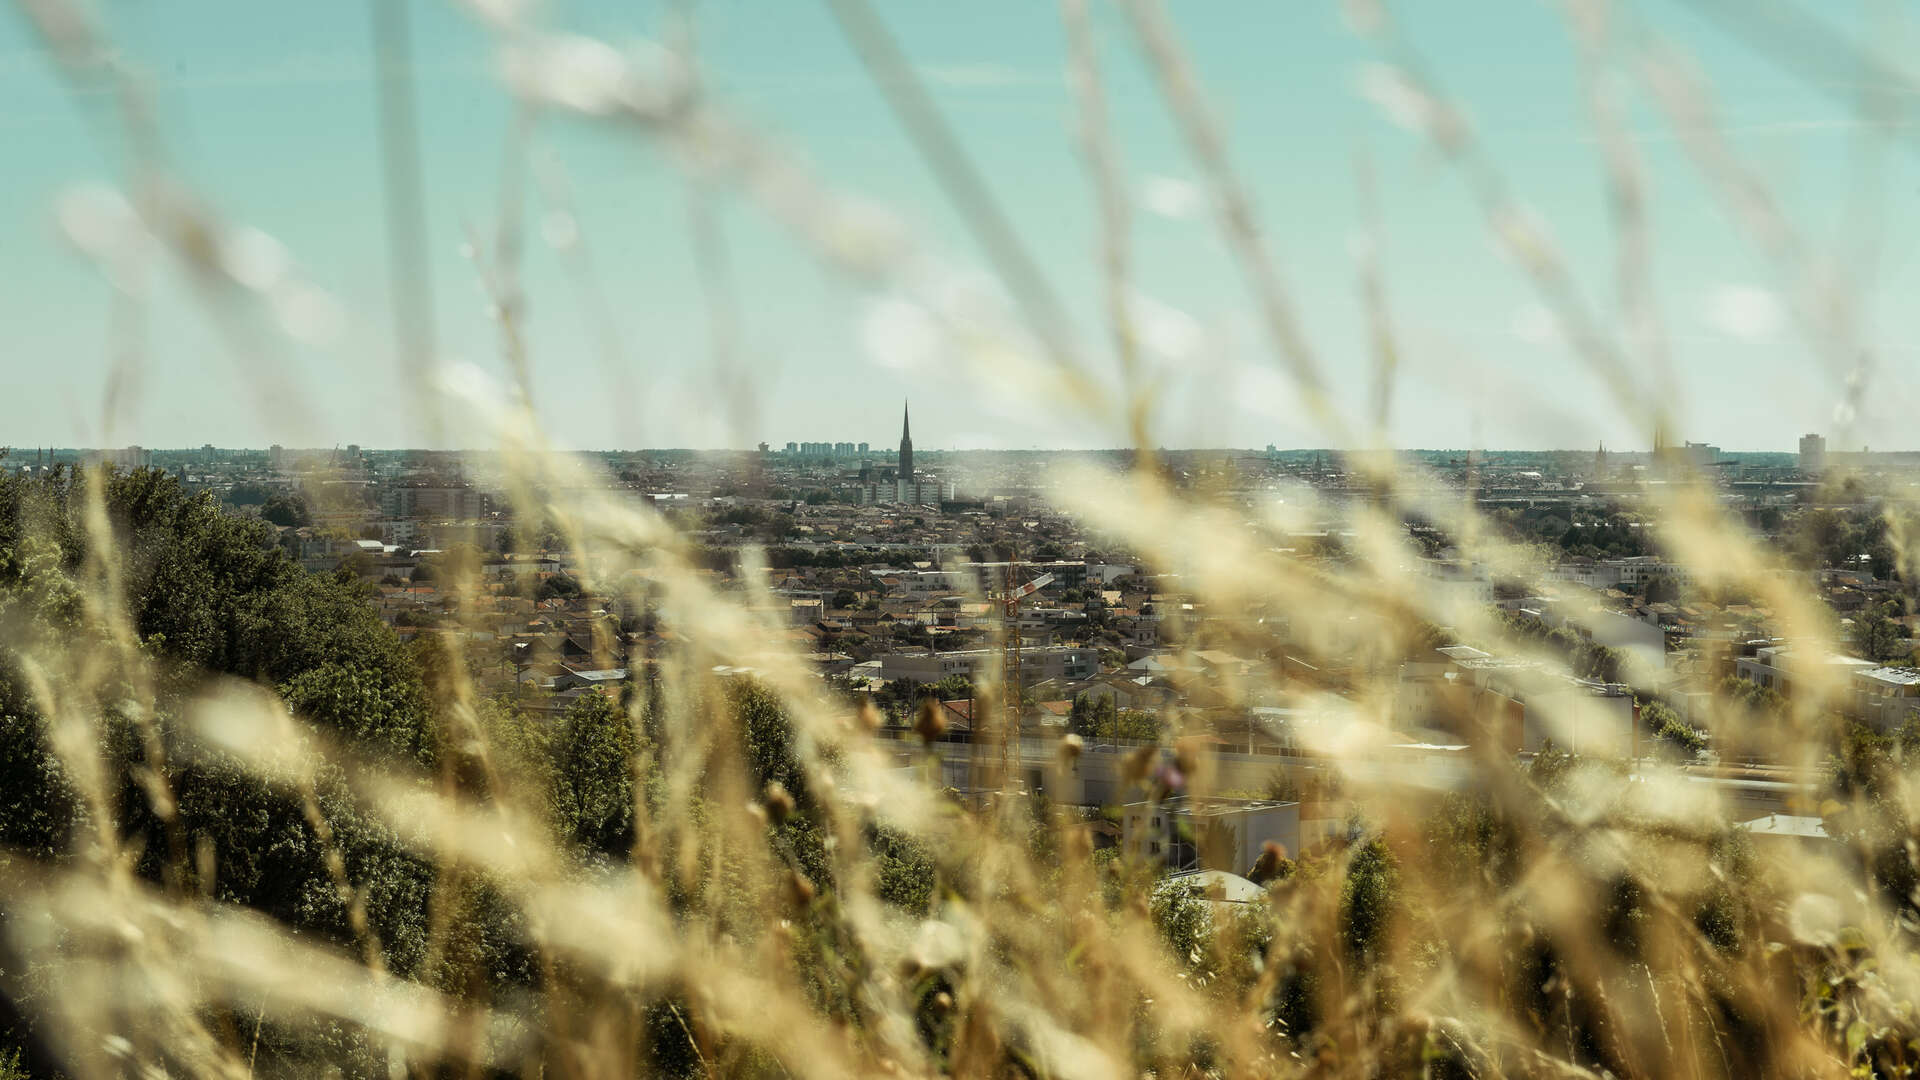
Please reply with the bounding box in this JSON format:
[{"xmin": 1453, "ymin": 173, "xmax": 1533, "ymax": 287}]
[{"xmin": 998, "ymin": 564, "xmax": 1053, "ymax": 791}]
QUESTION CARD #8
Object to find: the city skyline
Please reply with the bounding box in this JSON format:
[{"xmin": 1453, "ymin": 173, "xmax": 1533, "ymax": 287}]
[{"xmin": 0, "ymin": 438, "xmax": 1883, "ymax": 456}]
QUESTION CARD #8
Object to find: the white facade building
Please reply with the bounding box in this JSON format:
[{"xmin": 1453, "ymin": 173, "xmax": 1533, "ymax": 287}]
[{"xmin": 1122, "ymin": 797, "xmax": 1301, "ymax": 873}]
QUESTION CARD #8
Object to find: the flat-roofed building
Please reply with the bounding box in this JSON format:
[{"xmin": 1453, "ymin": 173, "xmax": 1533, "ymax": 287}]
[
  {"xmin": 1122, "ymin": 796, "xmax": 1301, "ymax": 874},
  {"xmin": 1735, "ymin": 645, "xmax": 1874, "ymax": 698},
  {"xmin": 1851, "ymin": 665, "xmax": 1920, "ymax": 730},
  {"xmin": 876, "ymin": 646, "xmax": 1098, "ymax": 685}
]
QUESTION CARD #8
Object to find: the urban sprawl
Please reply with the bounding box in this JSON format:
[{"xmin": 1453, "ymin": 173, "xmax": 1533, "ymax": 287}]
[{"xmin": 15, "ymin": 420, "xmax": 1905, "ymax": 873}]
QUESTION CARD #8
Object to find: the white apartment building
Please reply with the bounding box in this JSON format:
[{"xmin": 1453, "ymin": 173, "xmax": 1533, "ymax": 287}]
[
  {"xmin": 1549, "ymin": 555, "xmax": 1693, "ymax": 591},
  {"xmin": 1122, "ymin": 797, "xmax": 1301, "ymax": 873},
  {"xmin": 1851, "ymin": 666, "xmax": 1920, "ymax": 731},
  {"xmin": 1734, "ymin": 645, "xmax": 1874, "ymax": 698},
  {"xmin": 876, "ymin": 646, "xmax": 1099, "ymax": 685}
]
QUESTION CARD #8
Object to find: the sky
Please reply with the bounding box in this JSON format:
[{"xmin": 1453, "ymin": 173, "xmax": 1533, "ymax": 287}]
[{"xmin": 2, "ymin": 0, "xmax": 1917, "ymax": 453}]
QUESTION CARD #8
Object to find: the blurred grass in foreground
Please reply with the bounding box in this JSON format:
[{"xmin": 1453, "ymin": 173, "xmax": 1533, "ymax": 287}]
[{"xmin": 7, "ymin": 0, "xmax": 1920, "ymax": 1076}]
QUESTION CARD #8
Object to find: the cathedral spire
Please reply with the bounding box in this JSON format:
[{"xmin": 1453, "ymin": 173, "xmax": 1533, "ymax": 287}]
[{"xmin": 898, "ymin": 399, "xmax": 913, "ymax": 479}]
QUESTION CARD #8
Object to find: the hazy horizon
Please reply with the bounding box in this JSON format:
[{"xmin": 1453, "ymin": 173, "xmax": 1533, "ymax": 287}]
[{"xmin": 8, "ymin": 441, "xmax": 1861, "ymax": 458}]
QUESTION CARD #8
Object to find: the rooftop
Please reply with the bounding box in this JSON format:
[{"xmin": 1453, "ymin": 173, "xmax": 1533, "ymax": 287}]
[
  {"xmin": 565, "ymin": 667, "xmax": 629, "ymax": 682},
  {"xmin": 1737, "ymin": 814, "xmax": 1830, "ymax": 840},
  {"xmin": 1129, "ymin": 795, "xmax": 1299, "ymax": 817},
  {"xmin": 1857, "ymin": 666, "xmax": 1920, "ymax": 686},
  {"xmin": 1165, "ymin": 869, "xmax": 1267, "ymax": 904}
]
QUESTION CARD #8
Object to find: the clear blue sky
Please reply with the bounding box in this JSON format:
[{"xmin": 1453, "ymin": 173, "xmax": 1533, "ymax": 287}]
[{"xmin": 2, "ymin": 0, "xmax": 1914, "ymax": 452}]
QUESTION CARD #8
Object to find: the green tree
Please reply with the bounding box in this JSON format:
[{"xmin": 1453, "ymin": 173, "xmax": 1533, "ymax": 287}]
[
  {"xmin": 1641, "ymin": 576, "xmax": 1680, "ymax": 604},
  {"xmin": 1425, "ymin": 792, "xmax": 1519, "ymax": 890},
  {"xmin": 225, "ymin": 481, "xmax": 272, "ymax": 506},
  {"xmin": 536, "ymin": 572, "xmax": 584, "ymax": 601},
  {"xmin": 1109, "ymin": 708, "xmax": 1161, "ymax": 742},
  {"xmin": 1640, "ymin": 699, "xmax": 1706, "ymax": 758},
  {"xmin": 922, "ymin": 673, "xmax": 974, "ymax": 702},
  {"xmin": 1151, "ymin": 877, "xmax": 1215, "ymax": 969},
  {"xmin": 1070, "ymin": 694, "xmax": 1116, "ymax": 739},
  {"xmin": 1529, "ymin": 741, "xmax": 1579, "ymax": 792},
  {"xmin": 871, "ymin": 823, "xmax": 936, "ymax": 914},
  {"xmin": 1719, "ymin": 674, "xmax": 1785, "ymax": 717},
  {"xmin": 259, "ymin": 491, "xmax": 310, "ymax": 527},
  {"xmin": 1339, "ymin": 836, "xmax": 1399, "ymax": 967},
  {"xmin": 1069, "ymin": 694, "xmax": 1157, "ymax": 742},
  {"xmin": 729, "ymin": 679, "xmax": 837, "ymax": 895},
  {"xmin": 0, "ymin": 469, "xmax": 458, "ymax": 1030},
  {"xmin": 1852, "ymin": 606, "xmax": 1908, "ymax": 663},
  {"xmin": 552, "ymin": 691, "xmax": 640, "ymax": 859}
]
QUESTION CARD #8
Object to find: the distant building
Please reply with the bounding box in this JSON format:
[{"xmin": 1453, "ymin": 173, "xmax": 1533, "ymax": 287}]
[
  {"xmin": 555, "ymin": 667, "xmax": 629, "ymax": 692},
  {"xmin": 1850, "ymin": 665, "xmax": 1920, "ymax": 731},
  {"xmin": 786, "ymin": 441, "xmax": 870, "ymax": 461},
  {"xmin": 1549, "ymin": 555, "xmax": 1691, "ymax": 592},
  {"xmin": 858, "ymin": 401, "xmax": 951, "ymax": 504},
  {"xmin": 101, "ymin": 446, "xmax": 151, "ymax": 469},
  {"xmin": 1417, "ymin": 558, "xmax": 1495, "ymax": 622},
  {"xmin": 1738, "ymin": 813, "xmax": 1832, "ymax": 852},
  {"xmin": 1395, "ymin": 648, "xmax": 1637, "ymax": 756},
  {"xmin": 1681, "ymin": 441, "xmax": 1721, "ymax": 466},
  {"xmin": 1122, "ymin": 796, "xmax": 1301, "ymax": 873},
  {"xmin": 1734, "ymin": 645, "xmax": 1874, "ymax": 699},
  {"xmin": 1582, "ymin": 608, "xmax": 1668, "ymax": 674},
  {"xmin": 383, "ymin": 484, "xmax": 491, "ymax": 520},
  {"xmin": 898, "ymin": 400, "xmax": 912, "ymax": 478},
  {"xmin": 1799, "ymin": 433, "xmax": 1826, "ymax": 472},
  {"xmin": 1652, "ymin": 427, "xmax": 1722, "ymax": 471},
  {"xmin": 788, "ymin": 596, "xmax": 825, "ymax": 626},
  {"xmin": 876, "ymin": 646, "xmax": 1098, "ymax": 685}
]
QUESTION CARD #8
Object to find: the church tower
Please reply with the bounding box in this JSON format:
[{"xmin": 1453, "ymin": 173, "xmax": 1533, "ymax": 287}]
[{"xmin": 898, "ymin": 400, "xmax": 913, "ymax": 480}]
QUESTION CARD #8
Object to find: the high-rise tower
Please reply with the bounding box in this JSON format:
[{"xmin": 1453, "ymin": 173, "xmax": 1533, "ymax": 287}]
[{"xmin": 898, "ymin": 400, "xmax": 913, "ymax": 479}]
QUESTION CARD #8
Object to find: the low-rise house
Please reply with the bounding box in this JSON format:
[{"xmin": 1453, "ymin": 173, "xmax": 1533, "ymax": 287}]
[{"xmin": 1067, "ymin": 672, "xmax": 1176, "ymax": 712}]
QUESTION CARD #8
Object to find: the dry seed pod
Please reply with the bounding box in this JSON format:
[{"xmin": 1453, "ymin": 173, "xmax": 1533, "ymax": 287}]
[
  {"xmin": 1065, "ymin": 820, "xmax": 1093, "ymax": 857},
  {"xmin": 1059, "ymin": 732, "xmax": 1084, "ymax": 762},
  {"xmin": 1173, "ymin": 736, "xmax": 1202, "ymax": 780},
  {"xmin": 788, "ymin": 870, "xmax": 816, "ymax": 908},
  {"xmin": 915, "ymin": 697, "xmax": 946, "ymax": 743},
  {"xmin": 763, "ymin": 781, "xmax": 795, "ymax": 824},
  {"xmin": 1248, "ymin": 840, "xmax": 1290, "ymax": 884}
]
